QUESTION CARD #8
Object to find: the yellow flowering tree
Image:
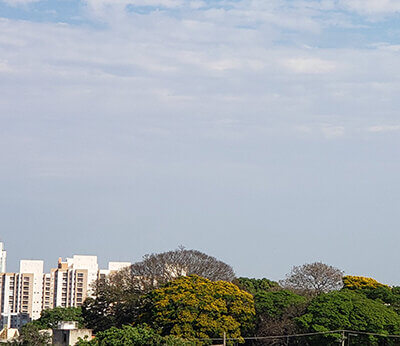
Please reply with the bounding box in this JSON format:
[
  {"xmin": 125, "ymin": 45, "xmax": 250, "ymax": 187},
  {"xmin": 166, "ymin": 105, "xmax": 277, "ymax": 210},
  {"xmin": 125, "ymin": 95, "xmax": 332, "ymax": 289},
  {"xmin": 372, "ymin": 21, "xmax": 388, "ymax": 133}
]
[
  {"xmin": 140, "ymin": 275, "xmax": 255, "ymax": 344},
  {"xmin": 342, "ymin": 276, "xmax": 400, "ymax": 314},
  {"xmin": 343, "ymin": 276, "xmax": 390, "ymax": 290}
]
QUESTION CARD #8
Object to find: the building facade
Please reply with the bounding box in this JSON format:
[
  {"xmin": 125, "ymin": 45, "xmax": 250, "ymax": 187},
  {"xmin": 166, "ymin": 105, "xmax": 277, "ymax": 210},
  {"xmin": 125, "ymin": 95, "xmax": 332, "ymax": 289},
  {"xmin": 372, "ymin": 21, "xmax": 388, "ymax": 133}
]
[
  {"xmin": 0, "ymin": 242, "xmax": 6, "ymax": 273},
  {"xmin": 0, "ymin": 272, "xmax": 34, "ymax": 329},
  {"xmin": 51, "ymin": 257, "xmax": 92, "ymax": 308},
  {"xmin": 0, "ymin": 247, "xmax": 131, "ymax": 329}
]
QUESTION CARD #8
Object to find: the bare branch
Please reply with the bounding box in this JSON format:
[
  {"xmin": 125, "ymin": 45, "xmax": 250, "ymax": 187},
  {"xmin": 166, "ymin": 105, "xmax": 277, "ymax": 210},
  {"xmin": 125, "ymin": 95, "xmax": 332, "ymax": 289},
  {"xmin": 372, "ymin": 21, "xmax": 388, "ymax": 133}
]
[{"xmin": 280, "ymin": 262, "xmax": 343, "ymax": 295}]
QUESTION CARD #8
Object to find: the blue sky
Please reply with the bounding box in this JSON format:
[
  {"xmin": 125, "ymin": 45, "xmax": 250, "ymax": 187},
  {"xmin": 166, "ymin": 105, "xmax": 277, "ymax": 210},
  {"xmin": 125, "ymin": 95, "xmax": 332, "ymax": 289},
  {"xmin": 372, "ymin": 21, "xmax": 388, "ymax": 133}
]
[{"xmin": 1, "ymin": 0, "xmax": 400, "ymax": 284}]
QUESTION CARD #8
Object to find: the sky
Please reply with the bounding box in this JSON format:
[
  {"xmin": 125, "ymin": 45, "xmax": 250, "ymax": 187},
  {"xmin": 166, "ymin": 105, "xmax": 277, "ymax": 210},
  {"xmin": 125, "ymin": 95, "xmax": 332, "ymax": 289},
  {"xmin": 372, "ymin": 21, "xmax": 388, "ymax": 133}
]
[{"xmin": 1, "ymin": 0, "xmax": 400, "ymax": 284}]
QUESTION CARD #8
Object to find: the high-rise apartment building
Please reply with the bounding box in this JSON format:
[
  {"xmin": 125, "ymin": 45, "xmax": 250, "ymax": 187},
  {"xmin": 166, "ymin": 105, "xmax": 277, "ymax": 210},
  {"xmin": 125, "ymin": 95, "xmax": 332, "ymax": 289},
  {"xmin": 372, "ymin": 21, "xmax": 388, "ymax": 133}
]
[
  {"xmin": 49, "ymin": 256, "xmax": 130, "ymax": 309},
  {"xmin": 42, "ymin": 273, "xmax": 53, "ymax": 311},
  {"xmin": 0, "ymin": 243, "xmax": 131, "ymax": 330},
  {"xmin": 19, "ymin": 260, "xmax": 44, "ymax": 320},
  {"xmin": 98, "ymin": 261, "xmax": 132, "ymax": 280},
  {"xmin": 50, "ymin": 256, "xmax": 92, "ymax": 308},
  {"xmin": 0, "ymin": 271, "xmax": 35, "ymax": 329},
  {"xmin": 0, "ymin": 242, "xmax": 6, "ymax": 273}
]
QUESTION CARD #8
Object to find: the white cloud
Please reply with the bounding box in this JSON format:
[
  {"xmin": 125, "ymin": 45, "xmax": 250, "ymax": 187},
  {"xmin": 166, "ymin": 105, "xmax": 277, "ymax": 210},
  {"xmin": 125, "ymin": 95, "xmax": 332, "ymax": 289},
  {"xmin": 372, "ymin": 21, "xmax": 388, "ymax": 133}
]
[
  {"xmin": 2, "ymin": 0, "xmax": 40, "ymax": 5},
  {"xmin": 0, "ymin": 1, "xmax": 399, "ymax": 149},
  {"xmin": 282, "ymin": 57, "xmax": 336, "ymax": 74},
  {"xmin": 321, "ymin": 125, "xmax": 345, "ymax": 139},
  {"xmin": 0, "ymin": 60, "xmax": 12, "ymax": 73},
  {"xmin": 367, "ymin": 125, "xmax": 400, "ymax": 133},
  {"xmin": 84, "ymin": 0, "xmax": 183, "ymax": 7},
  {"xmin": 339, "ymin": 0, "xmax": 400, "ymax": 15}
]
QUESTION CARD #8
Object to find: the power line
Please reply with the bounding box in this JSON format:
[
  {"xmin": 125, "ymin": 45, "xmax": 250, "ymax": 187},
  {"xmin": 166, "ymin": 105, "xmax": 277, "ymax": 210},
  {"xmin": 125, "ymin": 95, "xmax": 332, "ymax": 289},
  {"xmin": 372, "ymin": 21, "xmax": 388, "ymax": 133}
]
[{"xmin": 197, "ymin": 329, "xmax": 400, "ymax": 342}]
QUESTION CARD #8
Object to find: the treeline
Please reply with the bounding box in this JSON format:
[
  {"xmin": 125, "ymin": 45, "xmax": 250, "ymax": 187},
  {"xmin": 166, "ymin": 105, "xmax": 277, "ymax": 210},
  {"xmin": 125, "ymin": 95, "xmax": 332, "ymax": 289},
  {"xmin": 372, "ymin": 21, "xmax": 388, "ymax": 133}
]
[{"xmin": 17, "ymin": 248, "xmax": 400, "ymax": 345}]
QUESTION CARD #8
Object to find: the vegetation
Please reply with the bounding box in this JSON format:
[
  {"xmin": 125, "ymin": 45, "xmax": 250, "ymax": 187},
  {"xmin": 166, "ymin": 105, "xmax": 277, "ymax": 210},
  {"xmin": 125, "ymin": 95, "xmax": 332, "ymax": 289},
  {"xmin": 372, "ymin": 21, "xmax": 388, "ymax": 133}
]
[
  {"xmin": 253, "ymin": 290, "xmax": 308, "ymax": 345},
  {"xmin": 280, "ymin": 262, "xmax": 344, "ymax": 295},
  {"xmin": 297, "ymin": 290, "xmax": 400, "ymax": 345},
  {"xmin": 343, "ymin": 276, "xmax": 390, "ymax": 290},
  {"xmin": 76, "ymin": 325, "xmax": 193, "ymax": 345},
  {"xmin": 14, "ymin": 307, "xmax": 83, "ymax": 345},
  {"xmin": 255, "ymin": 290, "xmax": 307, "ymax": 319},
  {"xmin": 139, "ymin": 275, "xmax": 255, "ymax": 344},
  {"xmin": 234, "ymin": 277, "xmax": 280, "ymax": 295},
  {"xmin": 12, "ymin": 323, "xmax": 51, "ymax": 346},
  {"xmin": 82, "ymin": 269, "xmax": 143, "ymax": 332},
  {"xmin": 130, "ymin": 247, "xmax": 236, "ymax": 291},
  {"xmin": 11, "ymin": 249, "xmax": 400, "ymax": 346},
  {"xmin": 31, "ymin": 306, "xmax": 84, "ymax": 329},
  {"xmin": 76, "ymin": 255, "xmax": 400, "ymax": 345},
  {"xmin": 83, "ymin": 247, "xmax": 236, "ymax": 333}
]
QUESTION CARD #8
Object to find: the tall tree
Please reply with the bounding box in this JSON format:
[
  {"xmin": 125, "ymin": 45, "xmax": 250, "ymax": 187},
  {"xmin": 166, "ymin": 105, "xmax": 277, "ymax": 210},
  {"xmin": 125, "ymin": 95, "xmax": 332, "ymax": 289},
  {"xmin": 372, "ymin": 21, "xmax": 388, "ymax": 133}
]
[
  {"xmin": 139, "ymin": 275, "xmax": 255, "ymax": 344},
  {"xmin": 280, "ymin": 262, "xmax": 343, "ymax": 295},
  {"xmin": 130, "ymin": 247, "xmax": 236, "ymax": 291},
  {"xmin": 82, "ymin": 269, "xmax": 142, "ymax": 332},
  {"xmin": 254, "ymin": 290, "xmax": 308, "ymax": 345},
  {"xmin": 297, "ymin": 290, "xmax": 400, "ymax": 345},
  {"xmin": 83, "ymin": 248, "xmax": 235, "ymax": 332}
]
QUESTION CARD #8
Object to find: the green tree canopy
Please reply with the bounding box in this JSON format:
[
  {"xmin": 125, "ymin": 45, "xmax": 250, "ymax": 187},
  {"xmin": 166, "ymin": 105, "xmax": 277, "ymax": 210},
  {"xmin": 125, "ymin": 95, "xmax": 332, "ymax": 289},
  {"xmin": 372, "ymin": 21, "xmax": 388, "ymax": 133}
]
[
  {"xmin": 82, "ymin": 247, "xmax": 236, "ymax": 332},
  {"xmin": 342, "ymin": 276, "xmax": 400, "ymax": 315},
  {"xmin": 139, "ymin": 275, "xmax": 255, "ymax": 344},
  {"xmin": 31, "ymin": 306, "xmax": 84, "ymax": 329},
  {"xmin": 297, "ymin": 290, "xmax": 400, "ymax": 345},
  {"xmin": 255, "ymin": 290, "xmax": 307, "ymax": 319},
  {"xmin": 253, "ymin": 290, "xmax": 308, "ymax": 345},
  {"xmin": 82, "ymin": 269, "xmax": 143, "ymax": 332},
  {"xmin": 16, "ymin": 323, "xmax": 51, "ymax": 346},
  {"xmin": 234, "ymin": 278, "xmax": 280, "ymax": 295},
  {"xmin": 76, "ymin": 325, "xmax": 192, "ymax": 346}
]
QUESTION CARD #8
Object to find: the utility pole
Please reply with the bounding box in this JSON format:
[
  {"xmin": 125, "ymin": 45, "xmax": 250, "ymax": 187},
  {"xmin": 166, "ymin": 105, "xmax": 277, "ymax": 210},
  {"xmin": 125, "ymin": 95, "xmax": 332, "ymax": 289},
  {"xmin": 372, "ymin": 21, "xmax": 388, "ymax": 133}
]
[
  {"xmin": 341, "ymin": 330, "xmax": 346, "ymax": 346},
  {"xmin": 223, "ymin": 332, "xmax": 226, "ymax": 346}
]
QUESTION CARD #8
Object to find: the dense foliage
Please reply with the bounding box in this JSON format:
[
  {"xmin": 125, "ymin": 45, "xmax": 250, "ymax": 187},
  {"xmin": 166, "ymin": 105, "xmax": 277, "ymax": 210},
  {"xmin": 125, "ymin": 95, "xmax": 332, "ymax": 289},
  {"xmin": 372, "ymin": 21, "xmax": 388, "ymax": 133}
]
[
  {"xmin": 76, "ymin": 255, "xmax": 400, "ymax": 346},
  {"xmin": 83, "ymin": 248, "xmax": 236, "ymax": 333},
  {"xmin": 297, "ymin": 290, "xmax": 400, "ymax": 345},
  {"xmin": 31, "ymin": 306, "xmax": 84, "ymax": 329},
  {"xmin": 255, "ymin": 290, "xmax": 307, "ymax": 319},
  {"xmin": 12, "ymin": 323, "xmax": 51, "ymax": 346},
  {"xmin": 82, "ymin": 269, "xmax": 143, "ymax": 332},
  {"xmin": 343, "ymin": 276, "xmax": 390, "ymax": 290},
  {"xmin": 234, "ymin": 277, "xmax": 280, "ymax": 295},
  {"xmin": 15, "ymin": 250, "xmax": 400, "ymax": 346},
  {"xmin": 253, "ymin": 290, "xmax": 308, "ymax": 345},
  {"xmin": 15, "ymin": 307, "xmax": 83, "ymax": 345},
  {"xmin": 76, "ymin": 325, "xmax": 192, "ymax": 346},
  {"xmin": 139, "ymin": 275, "xmax": 255, "ymax": 344}
]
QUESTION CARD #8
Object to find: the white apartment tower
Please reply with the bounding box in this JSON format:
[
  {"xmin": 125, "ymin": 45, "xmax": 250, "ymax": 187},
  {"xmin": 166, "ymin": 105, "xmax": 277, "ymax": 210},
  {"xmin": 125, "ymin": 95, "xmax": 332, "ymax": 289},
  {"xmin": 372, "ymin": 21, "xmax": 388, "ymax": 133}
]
[
  {"xmin": 0, "ymin": 252, "xmax": 131, "ymax": 330},
  {"xmin": 19, "ymin": 260, "xmax": 44, "ymax": 320},
  {"xmin": 0, "ymin": 242, "xmax": 6, "ymax": 273},
  {"xmin": 51, "ymin": 256, "xmax": 94, "ymax": 308},
  {"xmin": 98, "ymin": 261, "xmax": 131, "ymax": 279},
  {"xmin": 0, "ymin": 259, "xmax": 44, "ymax": 329}
]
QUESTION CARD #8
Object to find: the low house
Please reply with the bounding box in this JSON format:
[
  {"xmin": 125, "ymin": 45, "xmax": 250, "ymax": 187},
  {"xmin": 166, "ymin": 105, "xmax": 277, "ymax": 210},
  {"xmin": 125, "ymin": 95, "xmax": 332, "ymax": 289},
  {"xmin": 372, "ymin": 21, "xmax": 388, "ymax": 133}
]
[
  {"xmin": 52, "ymin": 321, "xmax": 92, "ymax": 346},
  {"xmin": 0, "ymin": 327, "xmax": 19, "ymax": 343}
]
